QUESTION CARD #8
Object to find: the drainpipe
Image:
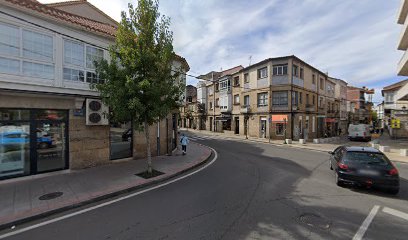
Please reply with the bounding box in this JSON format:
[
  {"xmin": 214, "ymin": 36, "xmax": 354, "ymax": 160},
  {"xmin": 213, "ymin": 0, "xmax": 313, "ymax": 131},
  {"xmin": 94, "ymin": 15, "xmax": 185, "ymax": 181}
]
[
  {"xmin": 290, "ymin": 60, "xmax": 294, "ymax": 140},
  {"xmin": 157, "ymin": 120, "xmax": 160, "ymax": 156},
  {"xmin": 213, "ymin": 72, "xmax": 216, "ymax": 132}
]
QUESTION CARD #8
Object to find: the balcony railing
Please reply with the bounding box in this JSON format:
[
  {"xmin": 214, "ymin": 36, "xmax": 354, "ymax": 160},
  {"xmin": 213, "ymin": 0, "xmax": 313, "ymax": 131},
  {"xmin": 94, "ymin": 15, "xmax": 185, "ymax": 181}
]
[
  {"xmin": 220, "ymin": 105, "xmax": 231, "ymax": 113},
  {"xmin": 272, "ymin": 105, "xmax": 289, "ymax": 111},
  {"xmin": 305, "ymin": 104, "xmax": 315, "ymax": 112},
  {"xmin": 240, "ymin": 105, "xmax": 251, "ymax": 113}
]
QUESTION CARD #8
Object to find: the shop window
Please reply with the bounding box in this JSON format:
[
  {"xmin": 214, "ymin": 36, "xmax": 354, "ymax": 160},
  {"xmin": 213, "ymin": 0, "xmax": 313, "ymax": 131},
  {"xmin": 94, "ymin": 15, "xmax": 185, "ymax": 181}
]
[{"xmin": 276, "ymin": 123, "xmax": 284, "ymax": 135}]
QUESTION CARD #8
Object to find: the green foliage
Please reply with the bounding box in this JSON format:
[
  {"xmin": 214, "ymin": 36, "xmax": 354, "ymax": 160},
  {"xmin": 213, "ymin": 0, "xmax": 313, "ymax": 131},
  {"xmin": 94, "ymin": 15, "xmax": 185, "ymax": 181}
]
[
  {"xmin": 371, "ymin": 110, "xmax": 378, "ymax": 122},
  {"xmin": 93, "ymin": 0, "xmax": 183, "ymax": 128}
]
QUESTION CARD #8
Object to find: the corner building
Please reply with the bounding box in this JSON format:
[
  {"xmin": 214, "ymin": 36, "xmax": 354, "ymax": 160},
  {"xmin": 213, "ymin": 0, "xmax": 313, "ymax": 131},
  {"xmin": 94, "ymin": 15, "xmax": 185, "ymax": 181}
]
[{"xmin": 0, "ymin": 0, "xmax": 189, "ymax": 180}]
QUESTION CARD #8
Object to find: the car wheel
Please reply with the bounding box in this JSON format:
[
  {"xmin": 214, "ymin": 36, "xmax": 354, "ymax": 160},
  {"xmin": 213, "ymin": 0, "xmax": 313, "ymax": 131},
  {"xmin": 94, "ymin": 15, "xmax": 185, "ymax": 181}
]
[
  {"xmin": 335, "ymin": 172, "xmax": 344, "ymax": 187},
  {"xmin": 39, "ymin": 142, "xmax": 49, "ymax": 149}
]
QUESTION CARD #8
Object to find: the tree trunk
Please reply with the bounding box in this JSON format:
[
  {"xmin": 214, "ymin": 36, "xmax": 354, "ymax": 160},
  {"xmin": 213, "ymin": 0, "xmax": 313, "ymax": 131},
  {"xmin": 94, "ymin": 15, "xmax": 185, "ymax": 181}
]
[{"xmin": 144, "ymin": 120, "xmax": 153, "ymax": 174}]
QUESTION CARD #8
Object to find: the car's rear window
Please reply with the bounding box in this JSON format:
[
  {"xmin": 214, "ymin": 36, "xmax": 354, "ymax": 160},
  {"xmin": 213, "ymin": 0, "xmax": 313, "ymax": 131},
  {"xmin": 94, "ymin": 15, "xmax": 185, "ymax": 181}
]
[{"xmin": 344, "ymin": 152, "xmax": 389, "ymax": 165}]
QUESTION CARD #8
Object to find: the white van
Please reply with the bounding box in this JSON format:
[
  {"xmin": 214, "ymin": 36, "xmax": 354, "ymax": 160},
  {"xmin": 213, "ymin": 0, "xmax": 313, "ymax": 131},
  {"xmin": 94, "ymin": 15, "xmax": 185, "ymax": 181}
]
[{"xmin": 348, "ymin": 124, "xmax": 371, "ymax": 142}]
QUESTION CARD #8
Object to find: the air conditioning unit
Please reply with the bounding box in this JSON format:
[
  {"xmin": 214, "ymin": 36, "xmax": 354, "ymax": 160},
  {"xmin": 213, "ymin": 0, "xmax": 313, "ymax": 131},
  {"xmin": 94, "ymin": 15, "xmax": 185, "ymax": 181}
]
[{"xmin": 85, "ymin": 99, "xmax": 109, "ymax": 125}]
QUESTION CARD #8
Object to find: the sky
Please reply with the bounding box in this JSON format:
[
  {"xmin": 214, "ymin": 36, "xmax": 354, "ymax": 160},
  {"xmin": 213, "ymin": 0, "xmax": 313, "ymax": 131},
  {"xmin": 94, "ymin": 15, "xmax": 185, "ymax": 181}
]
[{"xmin": 39, "ymin": 0, "xmax": 407, "ymax": 104}]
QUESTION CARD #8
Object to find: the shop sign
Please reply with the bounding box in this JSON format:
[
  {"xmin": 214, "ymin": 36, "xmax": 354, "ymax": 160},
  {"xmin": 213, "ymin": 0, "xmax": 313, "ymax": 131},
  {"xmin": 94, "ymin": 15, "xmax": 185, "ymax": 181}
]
[
  {"xmin": 271, "ymin": 115, "xmax": 288, "ymax": 123},
  {"xmin": 391, "ymin": 119, "xmax": 401, "ymax": 129}
]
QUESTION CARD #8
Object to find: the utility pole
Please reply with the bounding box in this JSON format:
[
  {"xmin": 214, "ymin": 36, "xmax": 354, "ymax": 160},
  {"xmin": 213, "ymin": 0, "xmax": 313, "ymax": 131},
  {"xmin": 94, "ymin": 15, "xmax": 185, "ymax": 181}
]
[{"xmin": 212, "ymin": 72, "xmax": 216, "ymax": 132}]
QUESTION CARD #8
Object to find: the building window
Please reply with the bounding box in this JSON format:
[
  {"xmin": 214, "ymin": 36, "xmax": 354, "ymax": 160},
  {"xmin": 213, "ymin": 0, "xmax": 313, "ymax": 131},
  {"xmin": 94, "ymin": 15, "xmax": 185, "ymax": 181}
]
[
  {"xmin": 187, "ymin": 96, "xmax": 193, "ymax": 103},
  {"xmin": 272, "ymin": 91, "xmax": 288, "ymax": 106},
  {"xmin": 209, "ymin": 102, "xmax": 213, "ymax": 109},
  {"xmin": 313, "ymin": 95, "xmax": 315, "ymax": 105},
  {"xmin": 273, "ymin": 64, "xmax": 288, "ymax": 75},
  {"xmin": 64, "ymin": 40, "xmax": 84, "ymax": 66},
  {"xmin": 276, "ymin": 123, "xmax": 284, "ymax": 135},
  {"xmin": 258, "ymin": 92, "xmax": 268, "ymax": 107},
  {"xmin": 300, "ymin": 68, "xmax": 304, "ymax": 79},
  {"xmin": 234, "ymin": 94, "xmax": 240, "ymax": 104},
  {"xmin": 312, "ymin": 74, "xmax": 316, "ymax": 84},
  {"xmin": 0, "ymin": 57, "xmax": 20, "ymax": 74},
  {"xmin": 293, "ymin": 65, "xmax": 298, "ymax": 77},
  {"xmin": 244, "ymin": 73, "xmax": 249, "ymax": 83},
  {"xmin": 86, "ymin": 72, "xmax": 104, "ymax": 84},
  {"xmin": 0, "ymin": 23, "xmax": 55, "ymax": 79},
  {"xmin": 23, "ymin": 30, "xmax": 53, "ymax": 62},
  {"xmin": 23, "ymin": 62, "xmax": 54, "ymax": 79},
  {"xmin": 215, "ymin": 83, "xmax": 219, "ymax": 91},
  {"xmin": 0, "ymin": 23, "xmax": 20, "ymax": 57},
  {"xmin": 219, "ymin": 79, "xmax": 230, "ymax": 91},
  {"xmin": 233, "ymin": 76, "xmax": 240, "ymax": 86},
  {"xmin": 299, "ymin": 92, "xmax": 302, "ymax": 104},
  {"xmin": 306, "ymin": 94, "xmax": 309, "ymax": 105},
  {"xmin": 320, "ymin": 78, "xmax": 324, "ymax": 90},
  {"xmin": 244, "ymin": 95, "xmax": 250, "ymax": 106},
  {"xmin": 216, "ymin": 98, "xmax": 219, "ymax": 107},
  {"xmin": 63, "ymin": 68, "xmax": 84, "ymax": 82},
  {"xmin": 63, "ymin": 39, "xmax": 104, "ymax": 84},
  {"xmin": 86, "ymin": 46, "xmax": 104, "ymax": 69},
  {"xmin": 257, "ymin": 67, "xmax": 268, "ymax": 79}
]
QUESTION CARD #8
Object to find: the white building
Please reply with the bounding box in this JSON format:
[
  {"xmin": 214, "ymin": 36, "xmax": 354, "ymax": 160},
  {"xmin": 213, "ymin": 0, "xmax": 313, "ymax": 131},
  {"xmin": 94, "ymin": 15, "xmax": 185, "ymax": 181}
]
[{"xmin": 0, "ymin": 0, "xmax": 189, "ymax": 180}]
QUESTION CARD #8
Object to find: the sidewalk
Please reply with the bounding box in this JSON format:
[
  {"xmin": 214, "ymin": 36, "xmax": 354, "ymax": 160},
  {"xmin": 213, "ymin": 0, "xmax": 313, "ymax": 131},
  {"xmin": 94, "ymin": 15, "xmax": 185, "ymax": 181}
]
[
  {"xmin": 182, "ymin": 128, "xmax": 408, "ymax": 164},
  {"xmin": 0, "ymin": 142, "xmax": 212, "ymax": 230}
]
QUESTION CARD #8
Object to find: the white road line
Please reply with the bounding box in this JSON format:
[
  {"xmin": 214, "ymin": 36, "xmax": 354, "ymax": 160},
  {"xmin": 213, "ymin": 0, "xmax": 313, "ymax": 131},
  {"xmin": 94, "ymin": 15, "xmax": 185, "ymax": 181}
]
[
  {"xmin": 383, "ymin": 207, "xmax": 408, "ymax": 221},
  {"xmin": 352, "ymin": 205, "xmax": 380, "ymax": 240},
  {"xmin": 0, "ymin": 147, "xmax": 218, "ymax": 240}
]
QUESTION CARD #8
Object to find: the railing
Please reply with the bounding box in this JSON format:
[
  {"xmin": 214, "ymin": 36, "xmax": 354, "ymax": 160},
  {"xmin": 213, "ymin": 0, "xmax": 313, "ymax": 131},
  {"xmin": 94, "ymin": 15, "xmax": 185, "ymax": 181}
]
[
  {"xmin": 305, "ymin": 104, "xmax": 315, "ymax": 112},
  {"xmin": 220, "ymin": 105, "xmax": 231, "ymax": 112},
  {"xmin": 240, "ymin": 105, "xmax": 251, "ymax": 113},
  {"xmin": 272, "ymin": 105, "xmax": 289, "ymax": 111},
  {"xmin": 219, "ymin": 86, "xmax": 231, "ymax": 92}
]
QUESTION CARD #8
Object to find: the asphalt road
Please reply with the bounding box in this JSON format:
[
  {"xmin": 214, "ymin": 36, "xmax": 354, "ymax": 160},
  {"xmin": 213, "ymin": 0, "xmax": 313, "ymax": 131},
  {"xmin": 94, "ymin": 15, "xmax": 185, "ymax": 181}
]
[{"xmin": 1, "ymin": 133, "xmax": 408, "ymax": 240}]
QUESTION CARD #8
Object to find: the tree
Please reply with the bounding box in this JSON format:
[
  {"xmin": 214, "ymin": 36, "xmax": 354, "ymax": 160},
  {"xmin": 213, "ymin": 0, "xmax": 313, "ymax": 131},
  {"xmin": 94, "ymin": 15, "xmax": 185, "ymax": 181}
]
[{"xmin": 94, "ymin": 0, "xmax": 183, "ymax": 175}]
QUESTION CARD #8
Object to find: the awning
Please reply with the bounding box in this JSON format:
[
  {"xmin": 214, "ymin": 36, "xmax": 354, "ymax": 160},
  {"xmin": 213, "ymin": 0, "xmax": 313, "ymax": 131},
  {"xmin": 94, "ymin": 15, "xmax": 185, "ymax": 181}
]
[{"xmin": 271, "ymin": 115, "xmax": 288, "ymax": 123}]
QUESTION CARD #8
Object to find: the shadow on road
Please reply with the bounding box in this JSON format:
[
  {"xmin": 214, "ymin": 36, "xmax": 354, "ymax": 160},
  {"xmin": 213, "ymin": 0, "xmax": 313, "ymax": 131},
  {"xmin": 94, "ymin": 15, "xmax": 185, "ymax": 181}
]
[
  {"xmin": 193, "ymin": 138, "xmax": 372, "ymax": 240},
  {"xmin": 347, "ymin": 177, "xmax": 408, "ymax": 201}
]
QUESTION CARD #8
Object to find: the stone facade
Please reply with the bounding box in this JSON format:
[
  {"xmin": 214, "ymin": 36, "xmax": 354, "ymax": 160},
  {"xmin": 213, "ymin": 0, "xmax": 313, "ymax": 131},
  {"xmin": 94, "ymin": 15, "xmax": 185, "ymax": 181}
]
[{"xmin": 192, "ymin": 55, "xmax": 357, "ymax": 141}]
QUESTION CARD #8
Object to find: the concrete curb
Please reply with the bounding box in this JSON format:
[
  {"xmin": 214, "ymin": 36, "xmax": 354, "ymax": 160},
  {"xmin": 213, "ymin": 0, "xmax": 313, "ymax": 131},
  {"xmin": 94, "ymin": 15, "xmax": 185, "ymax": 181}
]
[
  {"xmin": 184, "ymin": 129, "xmax": 408, "ymax": 165},
  {"xmin": 0, "ymin": 143, "xmax": 213, "ymax": 231}
]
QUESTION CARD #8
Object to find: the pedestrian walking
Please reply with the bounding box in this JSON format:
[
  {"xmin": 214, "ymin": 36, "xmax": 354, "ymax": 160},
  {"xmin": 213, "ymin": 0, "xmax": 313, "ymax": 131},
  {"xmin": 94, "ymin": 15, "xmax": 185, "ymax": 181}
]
[
  {"xmin": 380, "ymin": 128, "xmax": 384, "ymax": 136},
  {"xmin": 180, "ymin": 134, "xmax": 189, "ymax": 155}
]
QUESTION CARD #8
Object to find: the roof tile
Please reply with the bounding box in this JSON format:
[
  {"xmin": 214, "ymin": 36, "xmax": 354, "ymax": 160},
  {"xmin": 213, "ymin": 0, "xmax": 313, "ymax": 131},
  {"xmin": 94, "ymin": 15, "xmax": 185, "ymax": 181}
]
[{"xmin": 4, "ymin": 0, "xmax": 116, "ymax": 37}]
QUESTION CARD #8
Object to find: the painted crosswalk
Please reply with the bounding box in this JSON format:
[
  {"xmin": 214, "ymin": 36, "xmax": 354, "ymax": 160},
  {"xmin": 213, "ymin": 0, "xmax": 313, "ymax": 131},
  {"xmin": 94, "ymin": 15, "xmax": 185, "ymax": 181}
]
[{"xmin": 188, "ymin": 135, "xmax": 233, "ymax": 141}]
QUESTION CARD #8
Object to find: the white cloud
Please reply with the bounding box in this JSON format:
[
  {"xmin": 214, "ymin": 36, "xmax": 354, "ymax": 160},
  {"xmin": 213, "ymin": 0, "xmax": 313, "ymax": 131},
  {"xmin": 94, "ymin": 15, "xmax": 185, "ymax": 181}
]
[{"xmin": 39, "ymin": 0, "xmax": 404, "ymax": 90}]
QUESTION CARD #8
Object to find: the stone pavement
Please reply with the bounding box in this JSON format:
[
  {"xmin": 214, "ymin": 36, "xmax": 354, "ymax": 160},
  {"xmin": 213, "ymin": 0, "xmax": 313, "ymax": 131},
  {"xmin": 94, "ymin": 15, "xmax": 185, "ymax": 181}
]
[
  {"xmin": 0, "ymin": 142, "xmax": 212, "ymax": 230},
  {"xmin": 181, "ymin": 128, "xmax": 408, "ymax": 164}
]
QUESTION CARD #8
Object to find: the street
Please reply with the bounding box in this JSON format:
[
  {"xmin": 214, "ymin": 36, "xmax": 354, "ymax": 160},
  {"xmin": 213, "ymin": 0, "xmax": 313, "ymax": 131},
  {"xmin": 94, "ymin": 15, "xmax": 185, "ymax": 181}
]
[{"xmin": 1, "ymin": 133, "xmax": 408, "ymax": 240}]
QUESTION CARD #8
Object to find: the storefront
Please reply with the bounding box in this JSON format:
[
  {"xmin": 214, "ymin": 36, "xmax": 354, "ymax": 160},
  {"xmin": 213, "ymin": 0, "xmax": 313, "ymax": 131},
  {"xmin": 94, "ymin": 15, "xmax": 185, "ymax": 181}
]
[
  {"xmin": 216, "ymin": 114, "xmax": 232, "ymax": 131},
  {"xmin": 0, "ymin": 109, "xmax": 69, "ymax": 180},
  {"xmin": 271, "ymin": 114, "xmax": 288, "ymax": 139}
]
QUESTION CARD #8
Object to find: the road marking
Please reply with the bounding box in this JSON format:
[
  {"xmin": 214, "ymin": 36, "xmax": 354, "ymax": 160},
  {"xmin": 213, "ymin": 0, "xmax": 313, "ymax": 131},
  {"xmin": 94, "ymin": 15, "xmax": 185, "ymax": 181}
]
[
  {"xmin": 352, "ymin": 205, "xmax": 380, "ymax": 240},
  {"xmin": 0, "ymin": 147, "xmax": 218, "ymax": 240},
  {"xmin": 383, "ymin": 207, "xmax": 408, "ymax": 221}
]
